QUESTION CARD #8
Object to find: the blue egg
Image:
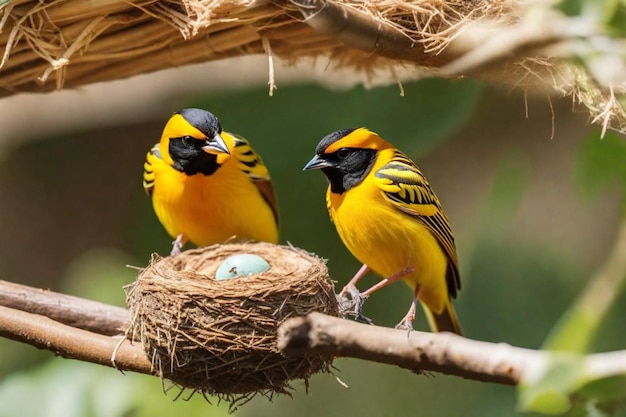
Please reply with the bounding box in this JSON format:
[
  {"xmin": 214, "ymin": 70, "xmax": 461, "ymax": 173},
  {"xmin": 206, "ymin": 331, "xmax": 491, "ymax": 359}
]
[{"xmin": 215, "ymin": 254, "xmax": 270, "ymax": 280}]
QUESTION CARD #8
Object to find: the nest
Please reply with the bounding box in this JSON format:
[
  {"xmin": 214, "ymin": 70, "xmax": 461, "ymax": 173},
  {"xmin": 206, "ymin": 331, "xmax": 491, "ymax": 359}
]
[
  {"xmin": 1, "ymin": 0, "xmax": 624, "ymax": 133},
  {"xmin": 125, "ymin": 242, "xmax": 338, "ymax": 404}
]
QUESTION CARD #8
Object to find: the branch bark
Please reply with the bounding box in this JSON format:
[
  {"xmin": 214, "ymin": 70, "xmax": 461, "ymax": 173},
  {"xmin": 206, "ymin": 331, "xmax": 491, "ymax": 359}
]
[
  {"xmin": 277, "ymin": 312, "xmax": 626, "ymax": 384},
  {"xmin": 0, "ymin": 279, "xmax": 129, "ymax": 336},
  {"xmin": 3, "ymin": 279, "xmax": 626, "ymax": 388},
  {"xmin": 0, "ymin": 305, "xmax": 152, "ymax": 374}
]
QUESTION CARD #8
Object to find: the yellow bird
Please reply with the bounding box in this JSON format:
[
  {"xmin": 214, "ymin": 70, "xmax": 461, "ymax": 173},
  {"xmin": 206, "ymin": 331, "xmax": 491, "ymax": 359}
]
[
  {"xmin": 304, "ymin": 128, "xmax": 461, "ymax": 334},
  {"xmin": 143, "ymin": 108, "xmax": 279, "ymax": 255}
]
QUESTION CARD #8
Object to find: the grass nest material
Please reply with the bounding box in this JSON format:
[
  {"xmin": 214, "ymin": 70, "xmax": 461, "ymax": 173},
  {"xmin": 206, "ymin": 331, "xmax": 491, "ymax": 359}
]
[
  {"xmin": 1, "ymin": 0, "xmax": 624, "ymax": 132},
  {"xmin": 125, "ymin": 242, "xmax": 339, "ymax": 405}
]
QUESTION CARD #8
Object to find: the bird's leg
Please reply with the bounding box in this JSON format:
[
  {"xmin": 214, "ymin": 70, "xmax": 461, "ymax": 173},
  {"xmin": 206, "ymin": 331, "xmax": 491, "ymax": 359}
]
[
  {"xmin": 361, "ymin": 265, "xmax": 415, "ymax": 297},
  {"xmin": 340, "ymin": 265, "xmax": 415, "ymax": 324},
  {"xmin": 395, "ymin": 289, "xmax": 420, "ymax": 332},
  {"xmin": 170, "ymin": 234, "xmax": 184, "ymax": 256},
  {"xmin": 337, "ymin": 264, "xmax": 372, "ymax": 323},
  {"xmin": 338, "ymin": 264, "xmax": 370, "ymax": 298}
]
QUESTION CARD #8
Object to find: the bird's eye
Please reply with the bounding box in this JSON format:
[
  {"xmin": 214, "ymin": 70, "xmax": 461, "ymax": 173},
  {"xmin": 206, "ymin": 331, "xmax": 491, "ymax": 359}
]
[
  {"xmin": 181, "ymin": 135, "xmax": 195, "ymax": 147},
  {"xmin": 337, "ymin": 148, "xmax": 351, "ymax": 159}
]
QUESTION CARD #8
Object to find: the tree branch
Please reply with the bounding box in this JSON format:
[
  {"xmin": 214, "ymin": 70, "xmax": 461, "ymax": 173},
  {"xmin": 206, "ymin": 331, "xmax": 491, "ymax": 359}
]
[
  {"xmin": 3, "ymin": 278, "xmax": 626, "ymax": 389},
  {"xmin": 0, "ymin": 304, "xmax": 152, "ymax": 374},
  {"xmin": 0, "ymin": 279, "xmax": 129, "ymax": 336},
  {"xmin": 277, "ymin": 312, "xmax": 626, "ymax": 385}
]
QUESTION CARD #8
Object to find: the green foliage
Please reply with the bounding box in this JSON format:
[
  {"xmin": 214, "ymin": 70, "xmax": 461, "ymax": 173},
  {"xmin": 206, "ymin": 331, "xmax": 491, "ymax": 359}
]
[
  {"xmin": 520, "ymin": 356, "xmax": 626, "ymax": 416},
  {"xmin": 519, "ymin": 353, "xmax": 586, "ymax": 414},
  {"xmin": 604, "ymin": 0, "xmax": 626, "ymax": 36},
  {"xmin": 577, "ymin": 375, "xmax": 626, "ymax": 408},
  {"xmin": 557, "ymin": 0, "xmax": 585, "ymax": 16},
  {"xmin": 519, "ymin": 130, "xmax": 626, "ymax": 416},
  {"xmin": 0, "ymin": 361, "xmax": 229, "ymax": 417},
  {"xmin": 61, "ymin": 248, "xmax": 139, "ymax": 305},
  {"xmin": 557, "ymin": 0, "xmax": 626, "ymax": 35},
  {"xmin": 478, "ymin": 151, "xmax": 530, "ymax": 240},
  {"xmin": 575, "ymin": 131, "xmax": 626, "ymax": 212},
  {"xmin": 542, "ymin": 305, "xmax": 599, "ymax": 353},
  {"xmin": 188, "ymin": 78, "xmax": 483, "ymax": 156},
  {"xmin": 543, "ymin": 131, "xmax": 626, "ymax": 354}
]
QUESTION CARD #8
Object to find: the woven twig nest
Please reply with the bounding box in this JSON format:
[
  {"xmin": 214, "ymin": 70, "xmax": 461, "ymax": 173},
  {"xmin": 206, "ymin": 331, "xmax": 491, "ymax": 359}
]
[{"xmin": 125, "ymin": 242, "xmax": 338, "ymax": 403}]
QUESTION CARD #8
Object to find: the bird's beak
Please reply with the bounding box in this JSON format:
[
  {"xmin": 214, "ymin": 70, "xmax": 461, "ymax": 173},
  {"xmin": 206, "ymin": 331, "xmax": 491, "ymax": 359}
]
[
  {"xmin": 202, "ymin": 134, "xmax": 230, "ymax": 156},
  {"xmin": 303, "ymin": 154, "xmax": 335, "ymax": 171}
]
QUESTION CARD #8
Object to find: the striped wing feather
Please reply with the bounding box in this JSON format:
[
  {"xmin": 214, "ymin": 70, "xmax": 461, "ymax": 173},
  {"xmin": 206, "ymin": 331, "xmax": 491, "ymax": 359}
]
[
  {"xmin": 143, "ymin": 143, "xmax": 161, "ymax": 196},
  {"xmin": 374, "ymin": 151, "xmax": 460, "ymax": 297},
  {"xmin": 230, "ymin": 134, "xmax": 279, "ymax": 226}
]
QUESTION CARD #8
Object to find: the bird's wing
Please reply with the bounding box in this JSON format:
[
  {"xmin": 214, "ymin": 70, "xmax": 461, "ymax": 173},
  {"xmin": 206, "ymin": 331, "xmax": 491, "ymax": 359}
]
[
  {"xmin": 374, "ymin": 150, "xmax": 461, "ymax": 297},
  {"xmin": 229, "ymin": 133, "xmax": 279, "ymax": 225},
  {"xmin": 143, "ymin": 143, "xmax": 161, "ymax": 196}
]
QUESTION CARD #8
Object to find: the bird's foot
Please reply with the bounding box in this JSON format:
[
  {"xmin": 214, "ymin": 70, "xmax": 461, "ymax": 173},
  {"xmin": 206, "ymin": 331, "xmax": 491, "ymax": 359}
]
[
  {"xmin": 394, "ymin": 311, "xmax": 416, "ymax": 335},
  {"xmin": 170, "ymin": 235, "xmax": 184, "ymax": 256},
  {"xmin": 337, "ymin": 285, "xmax": 373, "ymax": 324}
]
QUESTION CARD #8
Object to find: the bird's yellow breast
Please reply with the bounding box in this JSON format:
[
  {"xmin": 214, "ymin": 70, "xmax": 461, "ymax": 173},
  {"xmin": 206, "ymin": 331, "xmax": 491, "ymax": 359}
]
[
  {"xmin": 149, "ymin": 153, "xmax": 278, "ymax": 246},
  {"xmin": 327, "ymin": 150, "xmax": 449, "ymax": 313}
]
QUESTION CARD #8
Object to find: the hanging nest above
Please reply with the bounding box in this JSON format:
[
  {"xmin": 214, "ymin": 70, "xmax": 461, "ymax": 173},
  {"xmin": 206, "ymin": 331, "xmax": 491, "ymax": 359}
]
[
  {"xmin": 125, "ymin": 242, "xmax": 339, "ymax": 405},
  {"xmin": 1, "ymin": 0, "xmax": 624, "ymax": 132}
]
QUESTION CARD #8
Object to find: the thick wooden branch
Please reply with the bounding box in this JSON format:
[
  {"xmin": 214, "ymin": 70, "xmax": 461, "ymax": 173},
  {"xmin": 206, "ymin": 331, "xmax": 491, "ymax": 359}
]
[
  {"xmin": 278, "ymin": 312, "xmax": 626, "ymax": 385},
  {"xmin": 0, "ymin": 279, "xmax": 129, "ymax": 336},
  {"xmin": 0, "ymin": 305, "xmax": 152, "ymax": 374},
  {"xmin": 278, "ymin": 312, "xmax": 532, "ymax": 384}
]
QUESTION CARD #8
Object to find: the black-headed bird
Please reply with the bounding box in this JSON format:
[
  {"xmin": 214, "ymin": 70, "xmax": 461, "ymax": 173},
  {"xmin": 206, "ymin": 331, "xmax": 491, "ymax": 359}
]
[
  {"xmin": 143, "ymin": 108, "xmax": 279, "ymax": 255},
  {"xmin": 303, "ymin": 128, "xmax": 461, "ymax": 334}
]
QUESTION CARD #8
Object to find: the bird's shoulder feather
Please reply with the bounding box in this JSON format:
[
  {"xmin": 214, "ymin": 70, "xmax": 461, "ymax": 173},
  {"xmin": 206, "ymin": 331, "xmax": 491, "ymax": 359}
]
[
  {"xmin": 373, "ymin": 149, "xmax": 461, "ymax": 297},
  {"xmin": 226, "ymin": 133, "xmax": 279, "ymax": 226},
  {"xmin": 143, "ymin": 143, "xmax": 162, "ymax": 196}
]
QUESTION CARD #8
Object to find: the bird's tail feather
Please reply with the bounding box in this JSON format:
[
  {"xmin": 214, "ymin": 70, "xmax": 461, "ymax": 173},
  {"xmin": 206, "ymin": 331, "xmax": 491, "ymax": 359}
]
[{"xmin": 423, "ymin": 300, "xmax": 462, "ymax": 335}]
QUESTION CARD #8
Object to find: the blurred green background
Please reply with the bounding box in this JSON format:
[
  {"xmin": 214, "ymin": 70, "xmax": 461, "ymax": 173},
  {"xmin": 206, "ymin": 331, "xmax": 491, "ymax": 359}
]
[{"xmin": 0, "ymin": 66, "xmax": 624, "ymax": 416}]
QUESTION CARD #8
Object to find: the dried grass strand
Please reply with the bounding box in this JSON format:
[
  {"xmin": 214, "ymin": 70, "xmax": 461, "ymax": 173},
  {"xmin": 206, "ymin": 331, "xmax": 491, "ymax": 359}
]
[{"xmin": 0, "ymin": 0, "xmax": 624, "ymax": 132}]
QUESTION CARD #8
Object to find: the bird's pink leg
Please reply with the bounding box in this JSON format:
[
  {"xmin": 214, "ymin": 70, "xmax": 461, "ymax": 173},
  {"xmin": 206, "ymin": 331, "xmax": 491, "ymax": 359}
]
[
  {"xmin": 361, "ymin": 265, "xmax": 414, "ymax": 297},
  {"xmin": 395, "ymin": 288, "xmax": 420, "ymax": 331},
  {"xmin": 339, "ymin": 264, "xmax": 370, "ymax": 298},
  {"xmin": 339, "ymin": 265, "xmax": 415, "ymax": 324}
]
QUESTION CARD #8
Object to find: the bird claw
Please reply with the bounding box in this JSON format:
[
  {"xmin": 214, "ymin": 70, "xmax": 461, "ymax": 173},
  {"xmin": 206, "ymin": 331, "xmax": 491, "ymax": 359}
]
[
  {"xmin": 336, "ymin": 288, "xmax": 373, "ymax": 324},
  {"xmin": 394, "ymin": 319, "xmax": 414, "ymax": 331},
  {"xmin": 394, "ymin": 314, "xmax": 415, "ymax": 338}
]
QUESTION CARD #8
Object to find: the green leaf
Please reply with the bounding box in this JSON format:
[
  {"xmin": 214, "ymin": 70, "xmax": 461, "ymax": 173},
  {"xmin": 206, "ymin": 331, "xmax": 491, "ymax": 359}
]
[
  {"xmin": 578, "ymin": 375, "xmax": 626, "ymax": 404},
  {"xmin": 519, "ymin": 353, "xmax": 586, "ymax": 414},
  {"xmin": 520, "ymin": 356, "xmax": 626, "ymax": 416},
  {"xmin": 557, "ymin": 0, "xmax": 585, "ymax": 16},
  {"xmin": 603, "ymin": 0, "xmax": 626, "ymax": 36},
  {"xmin": 542, "ymin": 304, "xmax": 598, "ymax": 353}
]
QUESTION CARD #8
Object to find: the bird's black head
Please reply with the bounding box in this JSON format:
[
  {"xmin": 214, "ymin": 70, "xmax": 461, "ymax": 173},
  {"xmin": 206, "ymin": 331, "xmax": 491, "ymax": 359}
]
[
  {"xmin": 178, "ymin": 108, "xmax": 222, "ymax": 138},
  {"xmin": 303, "ymin": 128, "xmax": 378, "ymax": 194},
  {"xmin": 163, "ymin": 108, "xmax": 230, "ymax": 175}
]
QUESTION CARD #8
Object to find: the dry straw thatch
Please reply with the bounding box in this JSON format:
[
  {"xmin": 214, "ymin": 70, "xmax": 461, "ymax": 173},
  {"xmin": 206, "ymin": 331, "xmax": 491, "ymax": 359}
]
[
  {"xmin": 125, "ymin": 242, "xmax": 338, "ymax": 406},
  {"xmin": 0, "ymin": 0, "xmax": 624, "ymax": 131},
  {"xmin": 0, "ymin": 0, "xmax": 511, "ymax": 94}
]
